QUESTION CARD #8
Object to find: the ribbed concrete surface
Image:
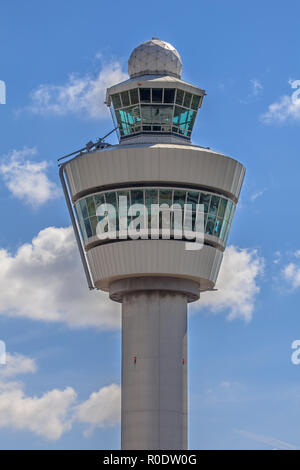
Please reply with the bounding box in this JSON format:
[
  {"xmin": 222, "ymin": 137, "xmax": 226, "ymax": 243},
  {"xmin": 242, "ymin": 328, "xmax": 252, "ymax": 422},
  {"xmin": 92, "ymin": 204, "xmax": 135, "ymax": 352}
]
[
  {"xmin": 65, "ymin": 144, "xmax": 245, "ymax": 202},
  {"xmin": 86, "ymin": 240, "xmax": 223, "ymax": 291}
]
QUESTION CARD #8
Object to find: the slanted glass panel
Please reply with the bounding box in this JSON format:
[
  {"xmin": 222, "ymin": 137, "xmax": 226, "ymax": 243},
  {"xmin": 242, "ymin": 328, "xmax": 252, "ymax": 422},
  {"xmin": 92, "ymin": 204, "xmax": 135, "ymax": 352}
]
[
  {"xmin": 139, "ymin": 88, "xmax": 151, "ymax": 102},
  {"xmin": 105, "ymin": 191, "xmax": 117, "ymax": 210},
  {"xmin": 84, "ymin": 219, "xmax": 92, "ymax": 238},
  {"xmin": 173, "ymin": 107, "xmax": 196, "ymax": 135},
  {"xmin": 79, "ymin": 199, "xmax": 88, "ymax": 219},
  {"xmin": 152, "ymin": 88, "xmax": 163, "ymax": 103},
  {"xmin": 173, "ymin": 190, "xmax": 186, "ymax": 209},
  {"xmin": 116, "ymin": 106, "xmax": 141, "ymax": 135},
  {"xmin": 141, "ymin": 105, "xmax": 152, "ymax": 123},
  {"xmin": 120, "ymin": 91, "xmax": 130, "ymax": 107},
  {"xmin": 152, "ymin": 105, "xmax": 173, "ymax": 124},
  {"xmin": 214, "ymin": 218, "xmax": 222, "ymax": 238},
  {"xmin": 130, "ymin": 88, "xmax": 139, "ymax": 105},
  {"xmin": 159, "ymin": 188, "xmax": 172, "ymax": 206},
  {"xmin": 220, "ymin": 220, "xmax": 228, "ymax": 242},
  {"xmin": 224, "ymin": 200, "xmax": 233, "ymax": 221},
  {"xmin": 229, "ymin": 204, "xmax": 236, "ymax": 223},
  {"xmin": 111, "ymin": 93, "xmax": 122, "ymax": 109},
  {"xmin": 131, "ymin": 189, "xmax": 144, "ymax": 205},
  {"xmin": 224, "ymin": 220, "xmax": 232, "ymax": 244},
  {"xmin": 163, "ymin": 88, "xmax": 175, "ymax": 103},
  {"xmin": 175, "ymin": 89, "xmax": 184, "ymax": 106},
  {"xmin": 186, "ymin": 191, "xmax": 199, "ymax": 211},
  {"xmin": 90, "ymin": 216, "xmax": 98, "ymax": 236},
  {"xmin": 75, "ymin": 201, "xmax": 82, "ymax": 220},
  {"xmin": 191, "ymin": 95, "xmax": 200, "ymax": 110},
  {"xmin": 94, "ymin": 193, "xmax": 105, "ymax": 210},
  {"xmin": 200, "ymin": 193, "xmax": 211, "ymax": 213},
  {"xmin": 209, "ymin": 195, "xmax": 220, "ymax": 216},
  {"xmin": 86, "ymin": 196, "xmax": 96, "ymax": 217},
  {"xmin": 145, "ymin": 189, "xmax": 158, "ymax": 208},
  {"xmin": 78, "ymin": 218, "xmax": 87, "ymax": 241},
  {"xmin": 183, "ymin": 92, "xmax": 192, "ymax": 108},
  {"xmin": 217, "ymin": 198, "xmax": 227, "ymax": 219},
  {"xmin": 206, "ymin": 215, "xmax": 215, "ymax": 235}
]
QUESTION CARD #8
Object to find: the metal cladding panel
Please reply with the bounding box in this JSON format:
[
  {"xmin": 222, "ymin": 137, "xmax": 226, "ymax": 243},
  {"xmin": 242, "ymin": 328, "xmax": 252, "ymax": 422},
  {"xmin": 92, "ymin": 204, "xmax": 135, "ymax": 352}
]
[
  {"xmin": 86, "ymin": 240, "xmax": 223, "ymax": 291},
  {"xmin": 64, "ymin": 144, "xmax": 245, "ymax": 202}
]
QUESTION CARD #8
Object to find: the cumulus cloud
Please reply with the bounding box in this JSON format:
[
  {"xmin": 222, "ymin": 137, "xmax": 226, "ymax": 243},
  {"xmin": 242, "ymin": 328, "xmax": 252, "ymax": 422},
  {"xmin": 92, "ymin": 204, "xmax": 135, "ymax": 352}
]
[
  {"xmin": 0, "ymin": 147, "xmax": 60, "ymax": 207},
  {"xmin": 261, "ymin": 80, "xmax": 300, "ymax": 123},
  {"xmin": 0, "ymin": 353, "xmax": 76, "ymax": 440},
  {"xmin": 251, "ymin": 79, "xmax": 263, "ymax": 97},
  {"xmin": 76, "ymin": 384, "xmax": 121, "ymax": 436},
  {"xmin": 250, "ymin": 189, "xmax": 265, "ymax": 202},
  {"xmin": 0, "ymin": 352, "xmax": 120, "ymax": 440},
  {"xmin": 0, "ymin": 225, "xmax": 120, "ymax": 329},
  {"xmin": 282, "ymin": 262, "xmax": 300, "ymax": 290},
  {"xmin": 192, "ymin": 246, "xmax": 264, "ymax": 322},
  {"xmin": 27, "ymin": 62, "xmax": 127, "ymax": 119}
]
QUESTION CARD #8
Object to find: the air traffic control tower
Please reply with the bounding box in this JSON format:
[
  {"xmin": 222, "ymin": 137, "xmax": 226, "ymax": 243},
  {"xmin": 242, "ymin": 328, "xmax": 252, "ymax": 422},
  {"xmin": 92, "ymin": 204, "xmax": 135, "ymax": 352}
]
[{"xmin": 60, "ymin": 38, "xmax": 245, "ymax": 450}]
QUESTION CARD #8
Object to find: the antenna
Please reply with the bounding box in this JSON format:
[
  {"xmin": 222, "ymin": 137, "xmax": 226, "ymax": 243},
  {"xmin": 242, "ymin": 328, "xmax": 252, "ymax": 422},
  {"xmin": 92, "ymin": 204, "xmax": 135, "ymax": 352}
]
[{"xmin": 57, "ymin": 126, "xmax": 118, "ymax": 163}]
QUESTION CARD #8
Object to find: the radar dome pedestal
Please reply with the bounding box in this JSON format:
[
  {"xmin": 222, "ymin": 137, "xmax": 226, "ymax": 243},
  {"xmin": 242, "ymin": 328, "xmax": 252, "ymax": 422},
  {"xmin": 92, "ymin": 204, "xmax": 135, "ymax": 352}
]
[{"xmin": 60, "ymin": 38, "xmax": 245, "ymax": 450}]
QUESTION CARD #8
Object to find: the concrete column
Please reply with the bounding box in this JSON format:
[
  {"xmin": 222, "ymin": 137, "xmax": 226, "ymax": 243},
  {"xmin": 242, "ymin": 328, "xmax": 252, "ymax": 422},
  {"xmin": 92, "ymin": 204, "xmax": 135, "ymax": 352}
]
[{"xmin": 109, "ymin": 277, "xmax": 200, "ymax": 450}]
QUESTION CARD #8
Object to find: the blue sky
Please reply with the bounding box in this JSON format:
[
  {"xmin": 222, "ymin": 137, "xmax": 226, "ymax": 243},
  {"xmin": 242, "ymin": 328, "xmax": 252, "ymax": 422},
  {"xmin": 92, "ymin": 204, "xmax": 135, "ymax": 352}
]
[{"xmin": 0, "ymin": 0, "xmax": 300, "ymax": 450}]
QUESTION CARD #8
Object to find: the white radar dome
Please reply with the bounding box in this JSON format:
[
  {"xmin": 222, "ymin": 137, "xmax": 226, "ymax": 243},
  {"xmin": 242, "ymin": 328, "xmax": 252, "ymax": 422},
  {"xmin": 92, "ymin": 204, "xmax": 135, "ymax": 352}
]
[{"xmin": 128, "ymin": 38, "xmax": 182, "ymax": 79}]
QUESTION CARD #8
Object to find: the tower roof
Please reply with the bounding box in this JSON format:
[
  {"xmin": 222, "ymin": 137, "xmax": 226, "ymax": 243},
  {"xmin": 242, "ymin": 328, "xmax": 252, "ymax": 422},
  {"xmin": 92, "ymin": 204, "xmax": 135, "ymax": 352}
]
[{"xmin": 128, "ymin": 38, "xmax": 182, "ymax": 79}]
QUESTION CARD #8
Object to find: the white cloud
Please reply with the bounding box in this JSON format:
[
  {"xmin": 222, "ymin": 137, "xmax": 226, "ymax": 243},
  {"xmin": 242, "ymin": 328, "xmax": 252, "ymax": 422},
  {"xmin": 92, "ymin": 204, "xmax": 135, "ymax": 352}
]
[
  {"xmin": 282, "ymin": 262, "xmax": 300, "ymax": 290},
  {"xmin": 261, "ymin": 80, "xmax": 300, "ymax": 123},
  {"xmin": 251, "ymin": 79, "xmax": 263, "ymax": 96},
  {"xmin": 76, "ymin": 384, "xmax": 121, "ymax": 436},
  {"xmin": 250, "ymin": 189, "xmax": 265, "ymax": 202},
  {"xmin": 192, "ymin": 246, "xmax": 264, "ymax": 322},
  {"xmin": 0, "ymin": 352, "xmax": 120, "ymax": 440},
  {"xmin": 27, "ymin": 62, "xmax": 127, "ymax": 119},
  {"xmin": 0, "ymin": 147, "xmax": 60, "ymax": 207},
  {"xmin": 0, "ymin": 353, "xmax": 76, "ymax": 440},
  {"xmin": 0, "ymin": 225, "xmax": 120, "ymax": 329},
  {"xmin": 0, "ymin": 353, "xmax": 36, "ymax": 379}
]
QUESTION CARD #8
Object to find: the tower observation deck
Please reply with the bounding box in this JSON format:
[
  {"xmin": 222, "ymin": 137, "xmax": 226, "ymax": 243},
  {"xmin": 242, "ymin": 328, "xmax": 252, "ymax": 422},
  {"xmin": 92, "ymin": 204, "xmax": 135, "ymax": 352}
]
[{"xmin": 60, "ymin": 38, "xmax": 245, "ymax": 449}]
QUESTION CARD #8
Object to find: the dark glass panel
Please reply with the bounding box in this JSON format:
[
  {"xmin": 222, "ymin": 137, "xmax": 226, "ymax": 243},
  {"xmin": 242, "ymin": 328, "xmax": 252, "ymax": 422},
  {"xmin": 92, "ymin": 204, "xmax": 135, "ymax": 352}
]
[
  {"xmin": 199, "ymin": 193, "xmax": 211, "ymax": 213},
  {"xmin": 139, "ymin": 88, "xmax": 151, "ymax": 102},
  {"xmin": 159, "ymin": 189, "xmax": 172, "ymax": 206},
  {"xmin": 86, "ymin": 196, "xmax": 96, "ymax": 217},
  {"xmin": 209, "ymin": 195, "xmax": 220, "ymax": 216},
  {"xmin": 175, "ymin": 89, "xmax": 184, "ymax": 106},
  {"xmin": 205, "ymin": 215, "xmax": 215, "ymax": 235},
  {"xmin": 191, "ymin": 95, "xmax": 200, "ymax": 110},
  {"xmin": 152, "ymin": 88, "xmax": 163, "ymax": 103},
  {"xmin": 84, "ymin": 219, "xmax": 92, "ymax": 238},
  {"xmin": 111, "ymin": 93, "xmax": 122, "ymax": 109},
  {"xmin": 120, "ymin": 91, "xmax": 130, "ymax": 107},
  {"xmin": 217, "ymin": 198, "xmax": 227, "ymax": 219},
  {"xmin": 186, "ymin": 191, "xmax": 199, "ymax": 211},
  {"xmin": 163, "ymin": 88, "xmax": 175, "ymax": 103},
  {"xmin": 173, "ymin": 190, "xmax": 186, "ymax": 209},
  {"xmin": 79, "ymin": 199, "xmax": 88, "ymax": 219},
  {"xmin": 183, "ymin": 92, "xmax": 192, "ymax": 108},
  {"xmin": 131, "ymin": 189, "xmax": 144, "ymax": 205},
  {"xmin": 129, "ymin": 88, "xmax": 139, "ymax": 105}
]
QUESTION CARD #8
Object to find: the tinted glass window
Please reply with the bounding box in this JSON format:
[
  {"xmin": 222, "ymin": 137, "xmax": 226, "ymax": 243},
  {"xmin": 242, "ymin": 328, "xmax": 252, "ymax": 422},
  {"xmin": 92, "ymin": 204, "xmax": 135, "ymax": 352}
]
[
  {"xmin": 163, "ymin": 88, "xmax": 175, "ymax": 103},
  {"xmin": 121, "ymin": 91, "xmax": 130, "ymax": 107},
  {"xmin": 139, "ymin": 88, "xmax": 151, "ymax": 102},
  {"xmin": 152, "ymin": 88, "xmax": 163, "ymax": 103},
  {"xmin": 130, "ymin": 88, "xmax": 139, "ymax": 104}
]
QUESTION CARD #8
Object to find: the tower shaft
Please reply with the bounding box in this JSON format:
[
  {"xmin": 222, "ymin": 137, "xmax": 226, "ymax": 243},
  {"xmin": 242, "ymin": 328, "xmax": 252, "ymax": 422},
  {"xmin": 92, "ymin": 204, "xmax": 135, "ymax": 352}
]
[{"xmin": 110, "ymin": 277, "xmax": 199, "ymax": 449}]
